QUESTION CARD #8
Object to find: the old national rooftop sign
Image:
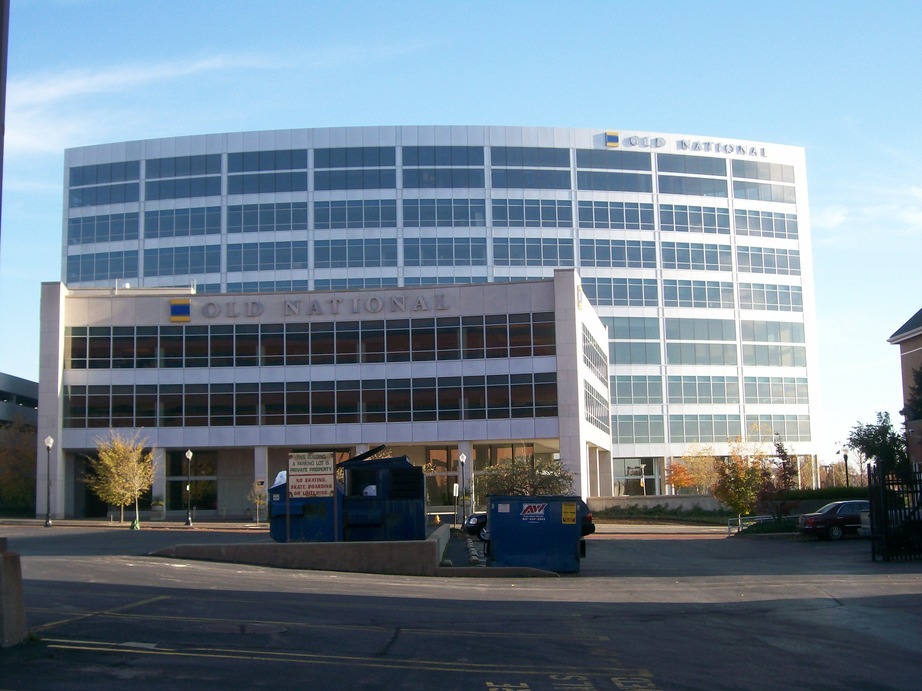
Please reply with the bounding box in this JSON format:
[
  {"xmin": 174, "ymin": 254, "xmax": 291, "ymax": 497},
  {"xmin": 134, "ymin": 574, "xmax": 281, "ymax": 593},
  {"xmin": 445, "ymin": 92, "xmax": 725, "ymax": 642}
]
[{"xmin": 190, "ymin": 292, "xmax": 451, "ymax": 321}]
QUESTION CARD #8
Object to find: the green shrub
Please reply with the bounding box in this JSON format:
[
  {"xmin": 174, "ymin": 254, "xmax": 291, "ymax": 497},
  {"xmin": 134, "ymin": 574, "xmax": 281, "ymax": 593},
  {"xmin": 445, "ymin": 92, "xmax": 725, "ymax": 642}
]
[{"xmin": 593, "ymin": 504, "xmax": 736, "ymax": 525}]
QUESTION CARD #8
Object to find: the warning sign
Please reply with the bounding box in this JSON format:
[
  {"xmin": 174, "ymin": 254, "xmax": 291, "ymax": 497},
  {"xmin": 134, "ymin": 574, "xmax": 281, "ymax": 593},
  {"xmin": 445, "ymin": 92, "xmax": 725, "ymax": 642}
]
[
  {"xmin": 288, "ymin": 452, "xmax": 335, "ymax": 498},
  {"xmin": 562, "ymin": 502, "xmax": 577, "ymax": 524}
]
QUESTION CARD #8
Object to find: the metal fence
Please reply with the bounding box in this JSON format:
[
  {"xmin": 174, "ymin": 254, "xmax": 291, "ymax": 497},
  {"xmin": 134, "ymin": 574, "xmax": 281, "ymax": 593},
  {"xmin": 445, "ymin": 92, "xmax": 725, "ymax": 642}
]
[{"xmin": 867, "ymin": 467, "xmax": 922, "ymax": 562}]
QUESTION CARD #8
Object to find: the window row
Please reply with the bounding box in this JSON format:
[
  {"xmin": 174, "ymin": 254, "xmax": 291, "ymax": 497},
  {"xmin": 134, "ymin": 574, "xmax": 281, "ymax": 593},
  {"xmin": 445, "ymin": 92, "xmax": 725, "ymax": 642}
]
[
  {"xmin": 64, "ymin": 312, "xmax": 557, "ymax": 370},
  {"xmin": 493, "ymin": 238, "xmax": 575, "ymax": 266},
  {"xmin": 147, "ymin": 155, "xmax": 222, "ymax": 179},
  {"xmin": 493, "ymin": 199, "xmax": 572, "ymax": 228},
  {"xmin": 404, "ymin": 238, "xmax": 488, "ymax": 266},
  {"xmin": 585, "ymin": 384, "xmax": 612, "ymax": 433},
  {"xmin": 668, "ymin": 376, "xmax": 740, "ymax": 404},
  {"xmin": 226, "ymin": 242, "xmax": 309, "ymax": 272},
  {"xmin": 737, "ymin": 247, "xmax": 801, "ymax": 275},
  {"xmin": 147, "ymin": 177, "xmax": 221, "ymax": 201},
  {"xmin": 582, "ymin": 325, "xmax": 609, "ymax": 383},
  {"xmin": 661, "ymin": 242, "xmax": 733, "ymax": 272},
  {"xmin": 144, "ymin": 246, "xmax": 221, "ymax": 277},
  {"xmin": 314, "ymin": 239, "xmax": 399, "ymax": 268},
  {"xmin": 746, "ymin": 414, "xmax": 811, "ymax": 441},
  {"xmin": 61, "ymin": 373, "xmax": 559, "ymax": 429},
  {"xmin": 734, "ymin": 210, "xmax": 798, "ymax": 239},
  {"xmin": 611, "ymin": 374, "xmax": 809, "ymax": 405},
  {"xmin": 740, "ymin": 283, "xmax": 803, "ymax": 312},
  {"xmin": 404, "ymin": 199, "xmax": 486, "ymax": 228},
  {"xmin": 579, "ymin": 239, "xmax": 656, "ymax": 268},
  {"xmin": 578, "ymin": 201, "xmax": 655, "ymax": 230},
  {"xmin": 67, "ymin": 213, "xmax": 140, "ymax": 245},
  {"xmin": 659, "ymin": 204, "xmax": 730, "ymax": 234},
  {"xmin": 145, "ymin": 207, "xmax": 222, "ymax": 239},
  {"xmin": 228, "ymin": 203, "xmax": 309, "ymax": 233}
]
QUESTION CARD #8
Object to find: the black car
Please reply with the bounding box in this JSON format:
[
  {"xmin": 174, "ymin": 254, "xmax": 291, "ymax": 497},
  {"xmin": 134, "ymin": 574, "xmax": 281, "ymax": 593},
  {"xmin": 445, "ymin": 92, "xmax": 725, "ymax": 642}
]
[
  {"xmin": 463, "ymin": 512, "xmax": 489, "ymax": 542},
  {"xmin": 798, "ymin": 500, "xmax": 870, "ymax": 540}
]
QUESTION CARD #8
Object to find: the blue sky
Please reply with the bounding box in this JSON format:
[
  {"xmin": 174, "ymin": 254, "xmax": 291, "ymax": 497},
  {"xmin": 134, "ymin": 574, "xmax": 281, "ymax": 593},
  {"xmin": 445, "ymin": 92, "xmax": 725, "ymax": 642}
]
[{"xmin": 2, "ymin": 0, "xmax": 920, "ymax": 463}]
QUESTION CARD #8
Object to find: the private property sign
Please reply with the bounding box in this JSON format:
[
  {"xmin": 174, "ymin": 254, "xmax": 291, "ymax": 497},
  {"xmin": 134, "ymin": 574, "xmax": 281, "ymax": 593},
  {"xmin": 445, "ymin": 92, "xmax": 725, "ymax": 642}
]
[{"xmin": 287, "ymin": 452, "xmax": 335, "ymax": 498}]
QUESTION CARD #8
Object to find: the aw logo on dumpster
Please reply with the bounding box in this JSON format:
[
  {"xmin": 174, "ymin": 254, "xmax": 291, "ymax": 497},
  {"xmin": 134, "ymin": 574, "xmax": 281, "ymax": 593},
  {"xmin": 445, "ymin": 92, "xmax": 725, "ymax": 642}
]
[{"xmin": 520, "ymin": 503, "xmax": 548, "ymax": 522}]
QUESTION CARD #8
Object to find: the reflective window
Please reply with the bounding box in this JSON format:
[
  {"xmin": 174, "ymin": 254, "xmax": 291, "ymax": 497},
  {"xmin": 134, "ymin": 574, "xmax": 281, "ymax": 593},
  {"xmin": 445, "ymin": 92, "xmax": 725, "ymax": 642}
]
[
  {"xmin": 492, "ymin": 169, "xmax": 570, "ymax": 189},
  {"xmin": 668, "ymin": 376, "xmax": 740, "ymax": 404},
  {"xmin": 657, "ymin": 154, "xmax": 726, "ymax": 176},
  {"xmin": 742, "ymin": 345, "xmax": 807, "ymax": 367},
  {"xmin": 737, "ymin": 246, "xmax": 801, "ymax": 275},
  {"xmin": 493, "ymin": 238, "xmax": 574, "ymax": 266},
  {"xmin": 579, "ymin": 239, "xmax": 656, "ymax": 268},
  {"xmin": 403, "ymin": 238, "xmax": 488, "ymax": 266},
  {"xmin": 143, "ymin": 245, "xmax": 220, "ymax": 277},
  {"xmin": 492, "ymin": 147, "xmax": 568, "ymax": 167},
  {"xmin": 669, "ymin": 415, "xmax": 742, "ymax": 443},
  {"xmin": 146, "ymin": 177, "xmax": 221, "ymax": 200},
  {"xmin": 314, "ymin": 239, "xmax": 398, "ymax": 268},
  {"xmin": 612, "ymin": 376, "xmax": 664, "ymax": 405},
  {"xmin": 746, "ymin": 414, "xmax": 810, "ymax": 441},
  {"xmin": 315, "ymin": 200, "xmax": 397, "ymax": 229},
  {"xmin": 662, "ymin": 279, "xmax": 735, "ymax": 308},
  {"xmin": 659, "ymin": 204, "xmax": 730, "ymax": 234},
  {"xmin": 227, "ymin": 173, "xmax": 308, "ymax": 194},
  {"xmin": 733, "ymin": 181, "xmax": 796, "ymax": 203},
  {"xmin": 576, "ymin": 171, "xmax": 652, "ymax": 193},
  {"xmin": 613, "ymin": 415, "xmax": 666, "ymax": 444},
  {"xmin": 69, "ymin": 183, "xmax": 140, "ymax": 208},
  {"xmin": 734, "ymin": 210, "xmax": 798, "ymax": 239},
  {"xmin": 661, "ymin": 242, "xmax": 732, "ymax": 271},
  {"xmin": 666, "ymin": 343, "xmax": 738, "ymax": 366},
  {"xmin": 739, "ymin": 283, "xmax": 803, "ymax": 312},
  {"xmin": 665, "ymin": 318, "xmax": 736, "ymax": 341},
  {"xmin": 575, "ymin": 149, "xmax": 651, "ymax": 171},
  {"xmin": 146, "ymin": 155, "xmax": 221, "ymax": 178},
  {"xmin": 315, "ymin": 147, "xmax": 396, "ymax": 168},
  {"xmin": 66, "ymin": 250, "xmax": 139, "ymax": 283},
  {"xmin": 741, "ymin": 321, "xmax": 805, "ymax": 343},
  {"xmin": 69, "ymin": 161, "xmax": 140, "ymax": 187},
  {"xmin": 404, "ymin": 146, "xmax": 484, "ymax": 166},
  {"xmin": 605, "ymin": 317, "xmax": 659, "ymax": 340},
  {"xmin": 403, "ymin": 199, "xmax": 486, "ymax": 227},
  {"xmin": 577, "ymin": 201, "xmax": 654, "ymax": 230},
  {"xmin": 744, "ymin": 376, "xmax": 809, "ymax": 404},
  {"xmin": 732, "ymin": 159, "xmax": 795, "ymax": 183},
  {"xmin": 658, "ymin": 176, "xmax": 728, "ymax": 198},
  {"xmin": 67, "ymin": 212, "xmax": 140, "ymax": 245},
  {"xmin": 493, "ymin": 199, "xmax": 572, "ymax": 228},
  {"xmin": 314, "ymin": 169, "xmax": 397, "ymax": 190},
  {"xmin": 611, "ymin": 342, "xmax": 661, "ymax": 365},
  {"xmin": 226, "ymin": 241, "xmax": 308, "ymax": 272},
  {"xmin": 580, "ymin": 278, "xmax": 658, "ymax": 307},
  {"xmin": 227, "ymin": 150, "xmax": 307, "ymax": 172},
  {"xmin": 145, "ymin": 207, "xmax": 221, "ymax": 238},
  {"xmin": 228, "ymin": 202, "xmax": 309, "ymax": 232}
]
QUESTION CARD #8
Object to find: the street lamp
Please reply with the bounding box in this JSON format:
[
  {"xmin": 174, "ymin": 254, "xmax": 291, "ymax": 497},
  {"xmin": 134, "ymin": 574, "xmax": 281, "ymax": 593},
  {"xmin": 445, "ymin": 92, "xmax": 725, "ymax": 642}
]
[
  {"xmin": 44, "ymin": 436, "xmax": 54, "ymax": 527},
  {"xmin": 458, "ymin": 453, "xmax": 467, "ymax": 524},
  {"xmin": 185, "ymin": 449, "xmax": 194, "ymax": 527}
]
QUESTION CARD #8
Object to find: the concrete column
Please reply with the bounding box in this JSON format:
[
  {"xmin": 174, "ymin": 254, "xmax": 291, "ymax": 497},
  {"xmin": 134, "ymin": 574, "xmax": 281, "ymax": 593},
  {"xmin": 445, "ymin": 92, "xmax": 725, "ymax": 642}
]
[
  {"xmin": 253, "ymin": 446, "xmax": 268, "ymax": 486},
  {"xmin": 152, "ymin": 448, "xmax": 167, "ymax": 504},
  {"xmin": 0, "ymin": 538, "xmax": 28, "ymax": 648}
]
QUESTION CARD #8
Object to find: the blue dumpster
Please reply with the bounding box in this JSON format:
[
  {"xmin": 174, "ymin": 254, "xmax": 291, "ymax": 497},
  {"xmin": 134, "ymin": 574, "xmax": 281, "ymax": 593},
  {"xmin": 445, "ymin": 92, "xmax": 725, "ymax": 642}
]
[
  {"xmin": 268, "ymin": 473, "xmax": 343, "ymax": 543},
  {"xmin": 486, "ymin": 495, "xmax": 590, "ymax": 573},
  {"xmin": 340, "ymin": 456, "xmax": 426, "ymax": 541}
]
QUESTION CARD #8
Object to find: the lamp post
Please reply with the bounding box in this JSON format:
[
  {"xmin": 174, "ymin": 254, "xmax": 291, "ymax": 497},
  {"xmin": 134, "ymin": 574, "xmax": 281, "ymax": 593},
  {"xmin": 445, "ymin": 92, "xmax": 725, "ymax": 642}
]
[
  {"xmin": 458, "ymin": 453, "xmax": 466, "ymax": 524},
  {"xmin": 185, "ymin": 449, "xmax": 194, "ymax": 527},
  {"xmin": 44, "ymin": 436, "xmax": 54, "ymax": 527}
]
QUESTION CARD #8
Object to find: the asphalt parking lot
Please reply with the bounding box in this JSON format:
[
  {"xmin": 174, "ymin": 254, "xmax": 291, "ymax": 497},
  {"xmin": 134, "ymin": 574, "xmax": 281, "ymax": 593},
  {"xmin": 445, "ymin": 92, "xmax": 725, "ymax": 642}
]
[{"xmin": 2, "ymin": 521, "xmax": 922, "ymax": 690}]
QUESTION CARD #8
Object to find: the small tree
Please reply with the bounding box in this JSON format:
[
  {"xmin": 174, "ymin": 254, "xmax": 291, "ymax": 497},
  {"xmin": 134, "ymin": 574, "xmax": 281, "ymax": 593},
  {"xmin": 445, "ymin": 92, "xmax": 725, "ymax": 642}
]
[
  {"xmin": 847, "ymin": 412, "xmax": 911, "ymax": 481},
  {"xmin": 666, "ymin": 463, "xmax": 696, "ymax": 493},
  {"xmin": 758, "ymin": 436, "xmax": 799, "ymax": 520},
  {"xmin": 713, "ymin": 438, "xmax": 767, "ymax": 519},
  {"xmin": 475, "ymin": 455, "xmax": 574, "ymax": 498},
  {"xmin": 246, "ymin": 481, "xmax": 267, "ymax": 524},
  {"xmin": 85, "ymin": 431, "xmax": 155, "ymax": 529},
  {"xmin": 678, "ymin": 443, "xmax": 720, "ymax": 494}
]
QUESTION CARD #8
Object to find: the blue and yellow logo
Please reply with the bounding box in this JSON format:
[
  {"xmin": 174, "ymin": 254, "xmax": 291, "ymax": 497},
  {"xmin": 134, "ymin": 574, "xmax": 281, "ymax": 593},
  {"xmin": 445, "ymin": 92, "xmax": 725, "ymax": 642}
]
[
  {"xmin": 605, "ymin": 131, "xmax": 620, "ymax": 148},
  {"xmin": 170, "ymin": 298, "xmax": 191, "ymax": 322}
]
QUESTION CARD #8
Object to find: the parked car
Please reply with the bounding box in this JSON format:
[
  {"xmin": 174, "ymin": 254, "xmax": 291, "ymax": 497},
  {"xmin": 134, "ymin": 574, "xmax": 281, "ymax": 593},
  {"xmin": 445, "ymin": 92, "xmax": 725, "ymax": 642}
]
[
  {"xmin": 464, "ymin": 512, "xmax": 490, "ymax": 542},
  {"xmin": 464, "ymin": 509, "xmax": 596, "ymax": 541},
  {"xmin": 798, "ymin": 500, "xmax": 870, "ymax": 540}
]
